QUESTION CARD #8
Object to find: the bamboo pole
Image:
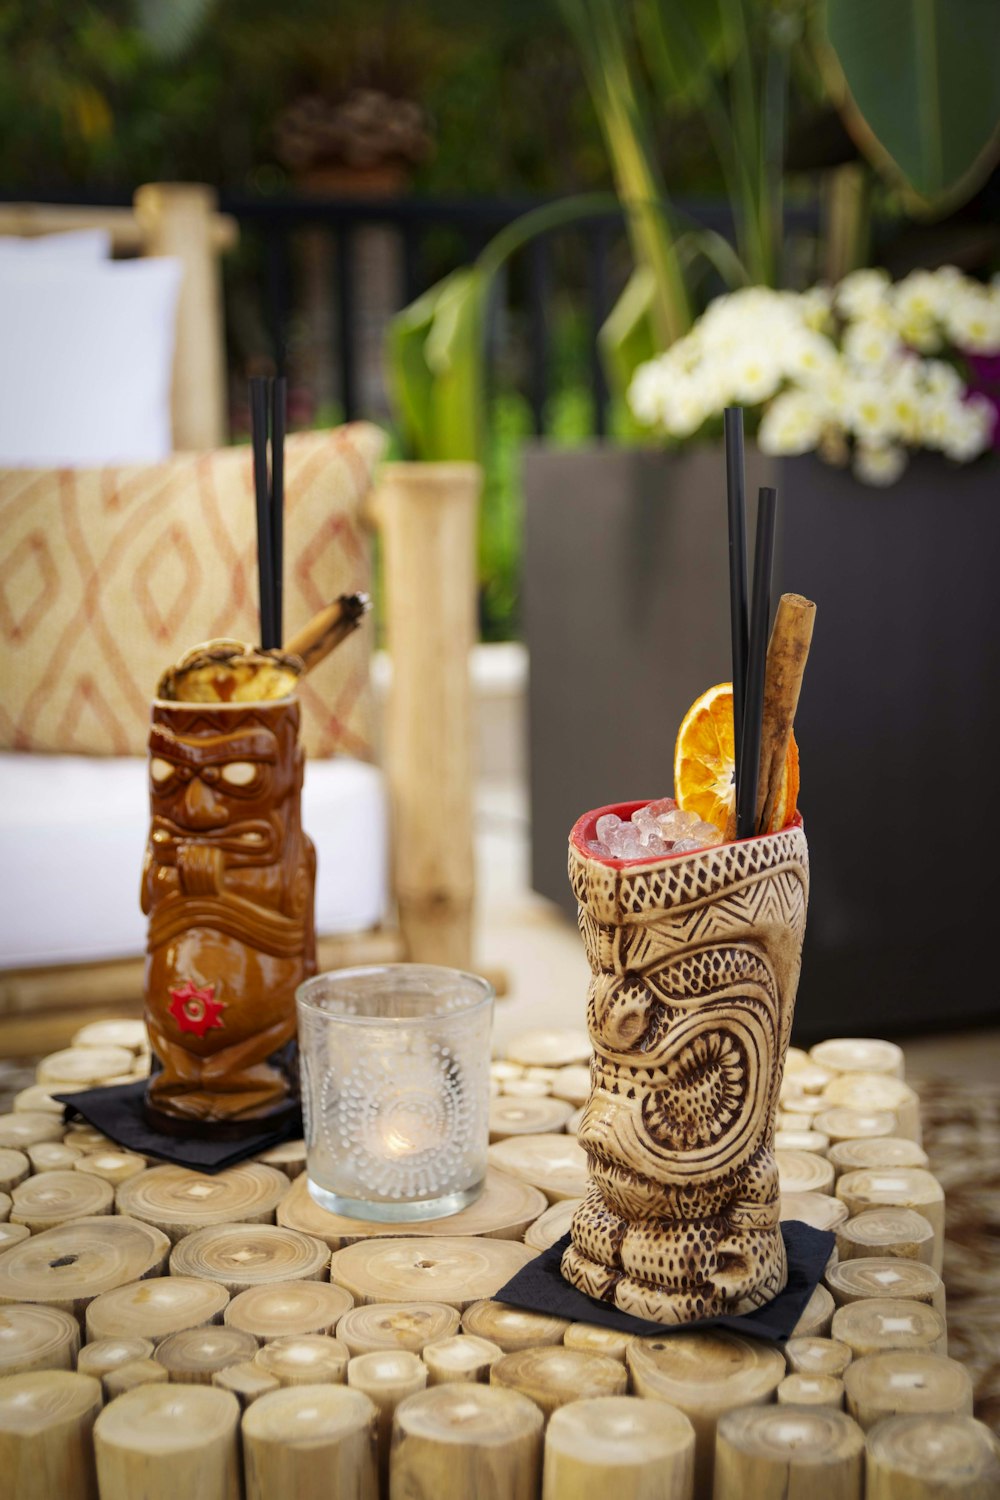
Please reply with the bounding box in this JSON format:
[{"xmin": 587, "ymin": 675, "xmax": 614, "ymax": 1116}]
[
  {"xmin": 489, "ymin": 1097, "xmax": 575, "ymax": 1140},
  {"xmin": 825, "ymin": 1258, "xmax": 945, "ymax": 1321},
  {"xmin": 713, "ymin": 1405, "xmax": 864, "ymax": 1500},
  {"xmin": 133, "ymin": 183, "xmax": 230, "ymax": 451},
  {"xmin": 277, "ymin": 1169, "xmax": 545, "ymax": 1250},
  {"xmin": 835, "ymin": 1210, "xmax": 936, "ymax": 1267},
  {"xmin": 865, "ymin": 1414, "xmax": 1000, "ymax": 1500},
  {"xmin": 329, "ymin": 1237, "xmax": 537, "ymax": 1311},
  {"xmin": 389, "ymin": 1383, "xmax": 543, "ymax": 1500},
  {"xmin": 371, "ymin": 462, "xmax": 480, "ymax": 969},
  {"xmin": 10, "ymin": 1170, "xmax": 113, "ymax": 1232},
  {"xmin": 779, "ymin": 1192, "xmax": 849, "ymax": 1234},
  {"xmin": 347, "ymin": 1349, "xmax": 427, "ymax": 1492},
  {"xmin": 777, "ymin": 1373, "xmax": 845, "ymax": 1408},
  {"xmin": 784, "ymin": 1337, "xmax": 853, "ymax": 1380},
  {"xmin": 813, "ymin": 1109, "xmax": 900, "ymax": 1146},
  {"xmin": 542, "ymin": 1395, "xmax": 695, "ymax": 1500},
  {"xmin": 74, "ymin": 1150, "xmax": 147, "ymax": 1187},
  {"xmin": 835, "ymin": 1172, "xmax": 944, "ymax": 1273},
  {"xmin": 562, "ymin": 1324, "xmax": 632, "ymax": 1362},
  {"xmin": 486, "ymin": 1135, "xmax": 589, "ymax": 1203},
  {"xmin": 810, "ymin": 1040, "xmax": 904, "ymax": 1080},
  {"xmin": 820, "ymin": 1077, "xmax": 921, "ymax": 1144},
  {"xmin": 224, "ymin": 1281, "xmax": 353, "ymax": 1342},
  {"xmin": 827, "ymin": 1140, "xmax": 928, "ymax": 1179},
  {"xmin": 0, "ymin": 1114, "xmax": 65, "ymax": 1150},
  {"xmin": 77, "ymin": 1337, "xmax": 154, "ymax": 1389},
  {"xmin": 336, "ymin": 1303, "xmax": 459, "ymax": 1358},
  {"xmin": 844, "ymin": 1351, "xmax": 973, "ymax": 1432},
  {"xmin": 462, "ymin": 1301, "xmax": 569, "ymax": 1353},
  {"xmin": 626, "ymin": 1330, "xmax": 785, "ymax": 1494},
  {"xmin": 253, "ymin": 1335, "xmax": 350, "ymax": 1387},
  {"xmin": 523, "ymin": 1200, "xmax": 580, "ymax": 1252},
  {"xmin": 37, "ymin": 1046, "xmax": 134, "ymax": 1088},
  {"xmin": 103, "ymin": 1359, "xmax": 169, "ymax": 1398},
  {"xmin": 831, "ymin": 1299, "xmax": 946, "ymax": 1359},
  {"xmin": 242, "ymin": 1384, "xmax": 378, "ymax": 1500},
  {"xmin": 27, "ymin": 1143, "xmax": 83, "ymax": 1173},
  {"xmin": 0, "ymin": 1150, "xmax": 29, "ymax": 1193},
  {"xmin": 490, "ymin": 1346, "xmax": 626, "ymax": 1417},
  {"xmin": 117, "ymin": 1163, "xmax": 289, "ymax": 1244},
  {"xmin": 423, "ymin": 1334, "xmax": 502, "ymax": 1385},
  {"xmin": 86, "ymin": 1275, "xmax": 229, "ymax": 1344},
  {"xmin": 154, "ymin": 1326, "xmax": 259, "ymax": 1384},
  {"xmin": 0, "ymin": 1305, "xmax": 80, "ymax": 1375},
  {"xmin": 169, "ymin": 1223, "xmax": 329, "ymax": 1293},
  {"xmin": 211, "ymin": 1361, "xmax": 279, "ymax": 1409},
  {"xmin": 792, "ymin": 1285, "xmax": 836, "ymax": 1338},
  {"xmin": 0, "ymin": 1216, "xmax": 170, "ymax": 1322},
  {"xmin": 776, "ymin": 1150, "xmax": 835, "ymax": 1196},
  {"xmin": 0, "ymin": 1370, "xmax": 101, "ymax": 1500},
  {"xmin": 93, "ymin": 1383, "xmax": 241, "ymax": 1500}
]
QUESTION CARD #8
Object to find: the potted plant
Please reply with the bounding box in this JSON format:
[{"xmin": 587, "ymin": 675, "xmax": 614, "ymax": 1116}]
[{"xmin": 521, "ymin": 0, "xmax": 1000, "ymax": 1035}]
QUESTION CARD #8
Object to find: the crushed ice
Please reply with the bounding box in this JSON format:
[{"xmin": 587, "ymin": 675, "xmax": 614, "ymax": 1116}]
[{"xmin": 588, "ymin": 798, "xmax": 723, "ymax": 860}]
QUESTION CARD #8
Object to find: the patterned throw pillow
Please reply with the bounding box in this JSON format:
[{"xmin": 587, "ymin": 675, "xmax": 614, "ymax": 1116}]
[{"xmin": 0, "ymin": 424, "xmax": 384, "ymax": 760}]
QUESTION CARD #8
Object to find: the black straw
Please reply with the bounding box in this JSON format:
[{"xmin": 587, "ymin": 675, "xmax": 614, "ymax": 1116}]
[
  {"xmin": 270, "ymin": 377, "xmax": 286, "ymax": 648},
  {"xmin": 724, "ymin": 407, "xmax": 749, "ymax": 797},
  {"xmin": 736, "ymin": 485, "xmax": 777, "ymax": 839},
  {"xmin": 250, "ymin": 377, "xmax": 275, "ymax": 649}
]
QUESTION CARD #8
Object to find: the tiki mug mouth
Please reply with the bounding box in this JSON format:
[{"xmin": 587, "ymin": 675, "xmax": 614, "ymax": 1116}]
[{"xmin": 570, "ymin": 800, "xmax": 804, "ymax": 868}]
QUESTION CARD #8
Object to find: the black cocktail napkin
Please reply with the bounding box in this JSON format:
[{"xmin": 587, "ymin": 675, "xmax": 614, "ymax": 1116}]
[
  {"xmin": 55, "ymin": 1081, "xmax": 302, "ymax": 1174},
  {"xmin": 495, "ymin": 1220, "xmax": 833, "ymax": 1343}
]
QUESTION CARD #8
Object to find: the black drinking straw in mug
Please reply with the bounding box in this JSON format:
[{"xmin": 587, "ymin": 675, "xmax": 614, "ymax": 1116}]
[
  {"xmin": 724, "ymin": 407, "xmax": 749, "ymax": 808},
  {"xmin": 270, "ymin": 377, "xmax": 286, "ymax": 649},
  {"xmin": 737, "ymin": 485, "xmax": 777, "ymax": 839},
  {"xmin": 250, "ymin": 377, "xmax": 276, "ymax": 649}
]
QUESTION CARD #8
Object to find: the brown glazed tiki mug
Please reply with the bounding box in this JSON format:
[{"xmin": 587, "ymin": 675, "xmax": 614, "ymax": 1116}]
[
  {"xmin": 141, "ymin": 696, "xmax": 316, "ymax": 1133},
  {"xmin": 562, "ymin": 801, "xmax": 809, "ymax": 1323}
]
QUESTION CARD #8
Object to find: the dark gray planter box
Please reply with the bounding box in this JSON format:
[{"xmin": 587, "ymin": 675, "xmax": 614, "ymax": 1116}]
[{"xmin": 523, "ymin": 442, "xmax": 1000, "ymax": 1040}]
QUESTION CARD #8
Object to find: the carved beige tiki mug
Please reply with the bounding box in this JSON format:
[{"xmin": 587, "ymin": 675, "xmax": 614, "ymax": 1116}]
[
  {"xmin": 562, "ymin": 801, "xmax": 809, "ymax": 1323},
  {"xmin": 142, "ymin": 697, "xmax": 316, "ymax": 1133}
]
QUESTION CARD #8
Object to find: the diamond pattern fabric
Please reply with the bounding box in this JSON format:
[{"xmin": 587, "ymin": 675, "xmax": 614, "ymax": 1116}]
[{"xmin": 0, "ymin": 425, "xmax": 384, "ymax": 759}]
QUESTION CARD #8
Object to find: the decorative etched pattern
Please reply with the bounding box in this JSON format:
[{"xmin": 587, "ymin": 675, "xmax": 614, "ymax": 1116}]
[
  {"xmin": 0, "ymin": 426, "xmax": 383, "ymax": 760},
  {"xmin": 562, "ymin": 820, "xmax": 809, "ymax": 1323}
]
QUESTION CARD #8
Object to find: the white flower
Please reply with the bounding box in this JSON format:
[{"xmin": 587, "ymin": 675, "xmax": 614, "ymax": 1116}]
[
  {"xmin": 783, "ymin": 329, "xmax": 839, "ymax": 386},
  {"xmin": 757, "ymin": 389, "xmax": 826, "ymax": 455},
  {"xmin": 931, "ymin": 396, "xmax": 994, "ymax": 461},
  {"xmin": 842, "ymin": 318, "xmax": 904, "ymax": 372},
  {"xmin": 922, "ymin": 360, "xmax": 964, "ymax": 400},
  {"xmin": 798, "ymin": 286, "xmax": 834, "ymax": 332},
  {"xmin": 943, "ymin": 284, "xmax": 1000, "ymax": 353},
  {"xmin": 836, "ymin": 268, "xmax": 891, "ymax": 320},
  {"xmin": 853, "ymin": 444, "xmax": 907, "ymax": 486},
  {"xmin": 727, "ymin": 348, "xmax": 784, "ymax": 404},
  {"xmin": 844, "ymin": 380, "xmax": 895, "ymax": 444}
]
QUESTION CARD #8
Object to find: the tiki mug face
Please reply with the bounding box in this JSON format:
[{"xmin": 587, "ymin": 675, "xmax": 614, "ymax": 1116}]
[
  {"xmin": 141, "ymin": 696, "xmax": 316, "ymax": 1131},
  {"xmin": 561, "ymin": 802, "xmax": 808, "ymax": 1323}
]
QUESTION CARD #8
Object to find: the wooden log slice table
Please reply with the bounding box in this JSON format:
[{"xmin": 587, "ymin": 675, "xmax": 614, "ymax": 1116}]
[{"xmin": 0, "ymin": 1028, "xmax": 983, "ymax": 1500}]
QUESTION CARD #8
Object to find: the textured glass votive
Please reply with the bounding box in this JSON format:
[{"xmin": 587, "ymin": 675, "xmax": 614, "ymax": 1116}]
[{"xmin": 296, "ymin": 964, "xmax": 494, "ymax": 1222}]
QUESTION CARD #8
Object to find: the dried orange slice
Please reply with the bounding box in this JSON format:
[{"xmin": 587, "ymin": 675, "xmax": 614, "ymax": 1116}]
[{"xmin": 673, "ymin": 682, "xmax": 799, "ymax": 835}]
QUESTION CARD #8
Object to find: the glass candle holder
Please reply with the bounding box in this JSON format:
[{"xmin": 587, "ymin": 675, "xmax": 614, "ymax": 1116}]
[{"xmin": 296, "ymin": 964, "xmax": 494, "ymax": 1222}]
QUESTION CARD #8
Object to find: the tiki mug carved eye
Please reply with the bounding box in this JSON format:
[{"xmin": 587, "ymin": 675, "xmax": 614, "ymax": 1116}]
[
  {"xmin": 150, "ymin": 757, "xmax": 175, "ymax": 785},
  {"xmin": 221, "ymin": 761, "xmax": 257, "ymax": 786}
]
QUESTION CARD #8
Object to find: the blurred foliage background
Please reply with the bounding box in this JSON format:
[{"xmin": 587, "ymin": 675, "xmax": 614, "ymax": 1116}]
[{"xmin": 2, "ymin": 0, "xmax": 997, "ymax": 639}]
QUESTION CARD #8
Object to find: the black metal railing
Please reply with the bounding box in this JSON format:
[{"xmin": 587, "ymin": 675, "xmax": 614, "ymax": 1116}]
[{"xmin": 1, "ymin": 187, "xmax": 822, "ymax": 445}]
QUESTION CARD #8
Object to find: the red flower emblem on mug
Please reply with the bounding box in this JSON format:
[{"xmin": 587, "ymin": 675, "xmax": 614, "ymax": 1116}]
[{"xmin": 168, "ymin": 980, "xmax": 226, "ymax": 1037}]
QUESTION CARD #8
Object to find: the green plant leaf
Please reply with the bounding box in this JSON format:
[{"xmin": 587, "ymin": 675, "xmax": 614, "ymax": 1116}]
[
  {"xmin": 384, "ymin": 268, "xmax": 485, "ymax": 462},
  {"xmin": 597, "ymin": 267, "xmax": 660, "ymax": 401},
  {"xmin": 635, "ymin": 0, "xmax": 737, "ymax": 109},
  {"xmin": 821, "ymin": 0, "xmax": 1000, "ymax": 207}
]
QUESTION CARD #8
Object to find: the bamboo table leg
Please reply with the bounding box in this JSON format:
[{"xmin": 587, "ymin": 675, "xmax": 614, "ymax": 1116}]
[
  {"xmin": 93, "ymin": 1384, "xmax": 241, "ymax": 1500},
  {"xmin": 542, "ymin": 1395, "xmax": 694, "ymax": 1500},
  {"xmin": 389, "ymin": 1383, "xmax": 543, "ymax": 1500},
  {"xmin": 0, "ymin": 1370, "xmax": 102, "ymax": 1500},
  {"xmin": 864, "ymin": 1413, "xmax": 1000, "ymax": 1500},
  {"xmin": 714, "ymin": 1406, "xmax": 865, "ymax": 1500},
  {"xmin": 242, "ymin": 1384, "xmax": 378, "ymax": 1500}
]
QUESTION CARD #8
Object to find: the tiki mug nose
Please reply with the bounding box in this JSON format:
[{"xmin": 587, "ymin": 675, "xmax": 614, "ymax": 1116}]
[
  {"xmin": 180, "ymin": 775, "xmax": 229, "ymax": 829},
  {"xmin": 591, "ymin": 972, "xmax": 655, "ymax": 1049}
]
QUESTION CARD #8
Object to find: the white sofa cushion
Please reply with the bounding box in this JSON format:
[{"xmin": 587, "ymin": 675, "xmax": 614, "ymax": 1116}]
[
  {"xmin": 0, "ymin": 229, "xmax": 111, "ymax": 261},
  {"xmin": 0, "ymin": 753, "xmax": 388, "ymax": 968},
  {"xmin": 0, "ymin": 256, "xmax": 181, "ymax": 466}
]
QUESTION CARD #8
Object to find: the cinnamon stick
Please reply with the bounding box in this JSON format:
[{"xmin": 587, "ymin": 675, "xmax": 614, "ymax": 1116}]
[
  {"xmin": 284, "ymin": 593, "xmax": 371, "ymax": 676},
  {"xmin": 754, "ymin": 593, "xmax": 816, "ymax": 834}
]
